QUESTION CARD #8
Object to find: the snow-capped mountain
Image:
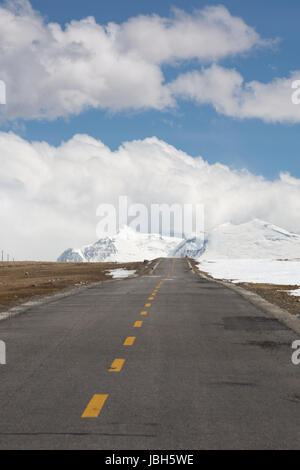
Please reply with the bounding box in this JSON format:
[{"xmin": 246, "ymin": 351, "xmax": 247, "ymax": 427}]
[
  {"xmin": 171, "ymin": 235, "xmax": 205, "ymax": 258},
  {"xmin": 200, "ymin": 219, "xmax": 300, "ymax": 259},
  {"xmin": 57, "ymin": 226, "xmax": 183, "ymax": 262},
  {"xmin": 57, "ymin": 220, "xmax": 300, "ymax": 262}
]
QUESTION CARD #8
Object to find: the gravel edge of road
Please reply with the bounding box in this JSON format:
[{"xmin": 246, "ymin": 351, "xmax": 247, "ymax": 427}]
[
  {"xmin": 189, "ymin": 260, "xmax": 300, "ymax": 337},
  {"xmin": 0, "ymin": 280, "xmax": 107, "ymax": 323}
]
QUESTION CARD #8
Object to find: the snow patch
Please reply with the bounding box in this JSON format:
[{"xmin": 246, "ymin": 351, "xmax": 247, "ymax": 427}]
[
  {"xmin": 287, "ymin": 289, "xmax": 300, "ymax": 297},
  {"xmin": 107, "ymin": 268, "xmax": 136, "ymax": 279}
]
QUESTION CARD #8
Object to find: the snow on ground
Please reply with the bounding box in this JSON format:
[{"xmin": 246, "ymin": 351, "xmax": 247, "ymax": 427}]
[
  {"xmin": 287, "ymin": 289, "xmax": 300, "ymax": 297},
  {"xmin": 197, "ymin": 259, "xmax": 300, "ymax": 286},
  {"xmin": 106, "ymin": 268, "xmax": 136, "ymax": 279}
]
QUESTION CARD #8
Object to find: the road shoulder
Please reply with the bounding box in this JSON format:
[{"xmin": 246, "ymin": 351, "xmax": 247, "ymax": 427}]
[{"xmin": 189, "ymin": 258, "xmax": 300, "ymax": 336}]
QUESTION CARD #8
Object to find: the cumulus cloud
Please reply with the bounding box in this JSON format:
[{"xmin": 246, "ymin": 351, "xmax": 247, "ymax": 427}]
[
  {"xmin": 0, "ymin": 131, "xmax": 300, "ymax": 260},
  {"xmin": 170, "ymin": 64, "xmax": 300, "ymax": 123},
  {"xmin": 112, "ymin": 5, "xmax": 267, "ymax": 64},
  {"xmin": 0, "ymin": 0, "xmax": 268, "ymax": 119}
]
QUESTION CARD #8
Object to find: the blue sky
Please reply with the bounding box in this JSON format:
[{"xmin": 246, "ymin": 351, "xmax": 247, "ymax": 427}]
[
  {"xmin": 1, "ymin": 0, "xmax": 299, "ymax": 179},
  {"xmin": 1, "ymin": 0, "xmax": 300, "ymax": 259}
]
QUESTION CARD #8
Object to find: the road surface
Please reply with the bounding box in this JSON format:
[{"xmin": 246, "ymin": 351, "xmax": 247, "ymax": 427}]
[{"xmin": 0, "ymin": 258, "xmax": 299, "ymax": 450}]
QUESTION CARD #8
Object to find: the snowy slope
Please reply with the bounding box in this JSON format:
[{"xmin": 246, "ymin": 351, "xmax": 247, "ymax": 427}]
[
  {"xmin": 196, "ymin": 220, "xmax": 300, "ymax": 287},
  {"xmin": 57, "ymin": 226, "xmax": 183, "ymax": 262},
  {"xmin": 57, "ymin": 220, "xmax": 300, "ymax": 263},
  {"xmin": 200, "ymin": 219, "xmax": 300, "ymax": 259}
]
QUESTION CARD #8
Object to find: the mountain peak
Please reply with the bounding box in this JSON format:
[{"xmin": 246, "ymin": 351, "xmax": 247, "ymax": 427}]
[
  {"xmin": 115, "ymin": 225, "xmax": 143, "ymax": 240},
  {"xmin": 57, "ymin": 220, "xmax": 300, "ymax": 262}
]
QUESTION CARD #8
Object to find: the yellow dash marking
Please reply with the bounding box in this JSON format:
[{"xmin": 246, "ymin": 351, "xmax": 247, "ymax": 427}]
[
  {"xmin": 145, "ymin": 303, "xmax": 151, "ymax": 307},
  {"xmin": 141, "ymin": 310, "xmax": 148, "ymax": 316},
  {"xmin": 109, "ymin": 358, "xmax": 125, "ymax": 372},
  {"xmin": 123, "ymin": 336, "xmax": 135, "ymax": 346},
  {"xmin": 152, "ymin": 293, "xmax": 156, "ymax": 296},
  {"xmin": 82, "ymin": 394, "xmax": 108, "ymax": 418},
  {"xmin": 134, "ymin": 321, "xmax": 143, "ymax": 327},
  {"xmin": 148, "ymin": 296, "xmax": 154, "ymax": 300}
]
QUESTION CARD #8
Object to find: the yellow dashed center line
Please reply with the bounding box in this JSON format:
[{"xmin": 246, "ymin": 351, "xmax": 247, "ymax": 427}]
[
  {"xmin": 123, "ymin": 336, "xmax": 136, "ymax": 346},
  {"xmin": 109, "ymin": 358, "xmax": 125, "ymax": 372},
  {"xmin": 83, "ymin": 270, "xmax": 171, "ymax": 419},
  {"xmin": 83, "ymin": 265, "xmax": 172, "ymax": 419},
  {"xmin": 82, "ymin": 394, "xmax": 108, "ymax": 418}
]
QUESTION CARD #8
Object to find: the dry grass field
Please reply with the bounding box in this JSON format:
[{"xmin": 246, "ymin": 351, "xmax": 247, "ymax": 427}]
[{"xmin": 0, "ymin": 260, "xmax": 155, "ymax": 312}]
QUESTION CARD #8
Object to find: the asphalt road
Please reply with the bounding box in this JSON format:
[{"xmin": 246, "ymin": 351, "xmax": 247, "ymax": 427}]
[{"xmin": 0, "ymin": 258, "xmax": 299, "ymax": 450}]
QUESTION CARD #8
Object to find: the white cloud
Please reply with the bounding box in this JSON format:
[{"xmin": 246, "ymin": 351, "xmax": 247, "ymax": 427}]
[
  {"xmin": 0, "ymin": 1, "xmax": 268, "ymax": 119},
  {"xmin": 112, "ymin": 5, "xmax": 267, "ymax": 65},
  {"xmin": 170, "ymin": 64, "xmax": 300, "ymax": 123},
  {"xmin": 0, "ymin": 131, "xmax": 300, "ymax": 260}
]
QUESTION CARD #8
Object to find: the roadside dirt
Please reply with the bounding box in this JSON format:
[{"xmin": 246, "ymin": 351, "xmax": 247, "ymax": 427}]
[
  {"xmin": 189, "ymin": 259, "xmax": 300, "ymax": 316},
  {"xmin": 236, "ymin": 283, "xmax": 300, "ymax": 316},
  {"xmin": 0, "ymin": 260, "xmax": 156, "ymax": 312}
]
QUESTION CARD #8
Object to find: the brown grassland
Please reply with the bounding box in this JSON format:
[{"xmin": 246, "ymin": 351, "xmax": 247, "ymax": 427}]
[{"xmin": 0, "ymin": 260, "xmax": 155, "ymax": 312}]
